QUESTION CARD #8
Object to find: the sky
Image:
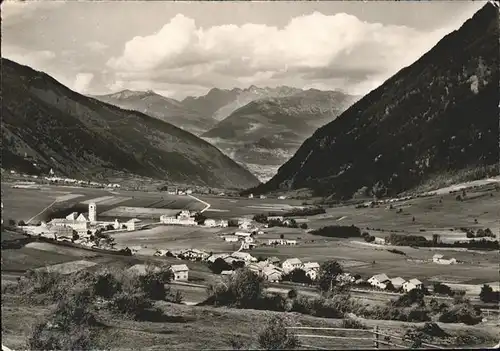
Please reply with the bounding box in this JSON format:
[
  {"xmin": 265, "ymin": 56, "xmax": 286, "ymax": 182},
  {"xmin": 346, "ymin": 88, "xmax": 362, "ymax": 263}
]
[{"xmin": 1, "ymin": 0, "xmax": 486, "ymax": 100}]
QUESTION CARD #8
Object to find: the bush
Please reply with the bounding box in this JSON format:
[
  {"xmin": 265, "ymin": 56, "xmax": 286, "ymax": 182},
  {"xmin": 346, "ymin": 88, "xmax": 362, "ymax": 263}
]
[
  {"xmin": 438, "ymin": 303, "xmax": 482, "ymax": 325},
  {"xmin": 466, "ymin": 232, "xmax": 475, "ymax": 238},
  {"xmin": 287, "ymin": 288, "xmax": 298, "ymax": 300},
  {"xmin": 341, "ymin": 318, "xmax": 367, "ymax": 329},
  {"xmin": 258, "ymin": 315, "xmax": 301, "ymax": 350},
  {"xmin": 110, "ymin": 292, "xmax": 153, "ymax": 319},
  {"xmin": 392, "ymin": 289, "xmax": 425, "ymax": 308},
  {"xmin": 386, "ymin": 233, "xmax": 429, "ymax": 246},
  {"xmin": 93, "ymin": 270, "xmax": 123, "ymax": 298},
  {"xmin": 300, "ymin": 223, "xmax": 308, "ymax": 229},
  {"xmin": 253, "ymin": 214, "xmax": 268, "ymax": 223},
  {"xmin": 433, "ymin": 282, "xmax": 454, "ymax": 297},
  {"xmin": 210, "ymin": 258, "xmax": 233, "ymax": 274}
]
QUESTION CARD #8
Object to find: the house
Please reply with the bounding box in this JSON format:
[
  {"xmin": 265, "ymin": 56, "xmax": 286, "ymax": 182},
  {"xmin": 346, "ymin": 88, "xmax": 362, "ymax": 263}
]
[
  {"xmin": 218, "ymin": 220, "xmax": 229, "ymax": 228},
  {"xmin": 268, "ymin": 216, "xmax": 284, "ymax": 222},
  {"xmin": 181, "ymin": 249, "xmax": 209, "ymax": 260},
  {"xmin": 336, "ymin": 273, "xmax": 356, "ymax": 285},
  {"xmin": 125, "ymin": 218, "xmax": 141, "ymax": 231},
  {"xmin": 224, "ymin": 236, "xmax": 239, "ymax": 243},
  {"xmin": 243, "ymin": 236, "xmax": 255, "ymax": 243},
  {"xmin": 248, "ymin": 194, "xmax": 254, "ymax": 199},
  {"xmin": 235, "ymin": 231, "xmax": 252, "ymax": 238},
  {"xmin": 374, "ymin": 237, "xmax": 386, "ymax": 245},
  {"xmin": 231, "ymin": 251, "xmax": 257, "ymax": 262},
  {"xmin": 239, "ymin": 222, "xmax": 253, "ymax": 230},
  {"xmin": 224, "ymin": 256, "xmax": 242, "ymax": 265},
  {"xmin": 266, "ymin": 256, "xmax": 281, "ymax": 265},
  {"xmin": 285, "ymin": 240, "xmax": 297, "ymax": 245},
  {"xmin": 186, "ymin": 189, "xmax": 193, "ymax": 195},
  {"xmin": 154, "ymin": 249, "xmax": 170, "ymax": 257},
  {"xmin": 170, "ymin": 264, "xmax": 189, "ymax": 281},
  {"xmin": 204, "ymin": 219, "xmax": 217, "ymax": 227},
  {"xmin": 390, "ymin": 277, "xmax": 406, "ymax": 290},
  {"xmin": 76, "ymin": 213, "xmax": 89, "ymax": 222},
  {"xmin": 241, "ymin": 242, "xmax": 256, "ymax": 250},
  {"xmin": 262, "ymin": 267, "xmax": 283, "ymax": 282},
  {"xmin": 368, "ymin": 273, "xmax": 391, "ymax": 289},
  {"xmin": 303, "ymin": 262, "xmax": 320, "ymax": 272},
  {"xmin": 260, "ymin": 195, "xmax": 267, "ymax": 199},
  {"xmin": 403, "ymin": 279, "xmax": 423, "ymax": 292},
  {"xmin": 282, "ymin": 258, "xmax": 303, "ymax": 273},
  {"xmin": 278, "ymin": 196, "xmax": 287, "ymax": 200},
  {"xmin": 207, "ymin": 253, "xmax": 229, "ymax": 263},
  {"xmin": 221, "ymin": 270, "xmax": 234, "ymax": 276},
  {"xmin": 268, "ymin": 239, "xmax": 286, "ymax": 245},
  {"xmin": 432, "ymin": 254, "xmax": 457, "ymax": 265}
]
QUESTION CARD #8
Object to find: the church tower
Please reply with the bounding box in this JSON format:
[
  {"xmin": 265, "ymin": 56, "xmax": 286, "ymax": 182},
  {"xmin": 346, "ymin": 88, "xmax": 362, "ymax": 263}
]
[{"xmin": 89, "ymin": 202, "xmax": 97, "ymax": 223}]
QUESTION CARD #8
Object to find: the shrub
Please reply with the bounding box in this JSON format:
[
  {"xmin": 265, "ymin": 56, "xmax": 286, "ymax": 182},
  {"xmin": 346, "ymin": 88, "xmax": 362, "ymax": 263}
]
[
  {"xmin": 466, "ymin": 232, "xmax": 475, "ymax": 238},
  {"xmin": 300, "ymin": 223, "xmax": 308, "ymax": 229},
  {"xmin": 93, "ymin": 270, "xmax": 122, "ymax": 298},
  {"xmin": 386, "ymin": 233, "xmax": 429, "ymax": 246},
  {"xmin": 392, "ymin": 289, "xmax": 425, "ymax": 308},
  {"xmin": 433, "ymin": 282, "xmax": 454, "ymax": 297},
  {"xmin": 438, "ymin": 303, "xmax": 482, "ymax": 325},
  {"xmin": 387, "ymin": 249, "xmax": 406, "ymax": 255},
  {"xmin": 341, "ymin": 318, "xmax": 367, "ymax": 329},
  {"xmin": 110, "ymin": 292, "xmax": 153, "ymax": 319},
  {"xmin": 287, "ymin": 288, "xmax": 298, "ymax": 300},
  {"xmin": 210, "ymin": 258, "xmax": 233, "ymax": 274},
  {"xmin": 206, "ymin": 269, "xmax": 264, "ymax": 308},
  {"xmin": 407, "ymin": 308, "xmax": 431, "ymax": 322},
  {"xmin": 253, "ymin": 214, "xmax": 268, "ymax": 223},
  {"xmin": 257, "ymin": 315, "xmax": 301, "ymax": 350}
]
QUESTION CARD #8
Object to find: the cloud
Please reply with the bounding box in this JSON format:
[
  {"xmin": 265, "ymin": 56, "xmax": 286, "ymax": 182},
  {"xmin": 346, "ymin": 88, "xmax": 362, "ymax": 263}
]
[
  {"xmin": 85, "ymin": 41, "xmax": 109, "ymax": 52},
  {"xmin": 73, "ymin": 73, "xmax": 94, "ymax": 93},
  {"xmin": 3, "ymin": 46, "xmax": 56, "ymax": 68},
  {"xmin": 1, "ymin": 1, "xmax": 64, "ymax": 24},
  {"xmin": 107, "ymin": 11, "xmax": 454, "ymax": 96}
]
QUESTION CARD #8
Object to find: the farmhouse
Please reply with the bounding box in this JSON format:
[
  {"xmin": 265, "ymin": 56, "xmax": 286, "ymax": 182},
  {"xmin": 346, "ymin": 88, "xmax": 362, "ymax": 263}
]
[
  {"xmin": 374, "ymin": 237, "xmax": 386, "ymax": 245},
  {"xmin": 336, "ymin": 273, "xmax": 356, "ymax": 285},
  {"xmin": 235, "ymin": 231, "xmax": 252, "ymax": 238},
  {"xmin": 403, "ymin": 278, "xmax": 423, "ymax": 292},
  {"xmin": 268, "ymin": 239, "xmax": 286, "ymax": 245},
  {"xmin": 181, "ymin": 249, "xmax": 209, "ymax": 260},
  {"xmin": 205, "ymin": 219, "xmax": 217, "ymax": 227},
  {"xmin": 368, "ymin": 273, "xmax": 391, "ymax": 289},
  {"xmin": 160, "ymin": 210, "xmax": 197, "ymax": 226},
  {"xmin": 125, "ymin": 218, "xmax": 141, "ymax": 231},
  {"xmin": 207, "ymin": 253, "xmax": 230, "ymax": 263},
  {"xmin": 282, "ymin": 258, "xmax": 303, "ymax": 273},
  {"xmin": 241, "ymin": 242, "xmax": 256, "ymax": 250},
  {"xmin": 268, "ymin": 216, "xmax": 284, "ymax": 222},
  {"xmin": 239, "ymin": 222, "xmax": 253, "ymax": 230},
  {"xmin": 224, "ymin": 236, "xmax": 239, "ymax": 243},
  {"xmin": 266, "ymin": 256, "xmax": 281, "ymax": 265},
  {"xmin": 231, "ymin": 251, "xmax": 257, "ymax": 262},
  {"xmin": 303, "ymin": 262, "xmax": 320, "ymax": 271},
  {"xmin": 262, "ymin": 266, "xmax": 283, "ymax": 282},
  {"xmin": 390, "ymin": 277, "xmax": 407, "ymax": 290},
  {"xmin": 260, "ymin": 195, "xmax": 267, "ymax": 199},
  {"xmin": 278, "ymin": 196, "xmax": 287, "ymax": 200},
  {"xmin": 432, "ymin": 254, "xmax": 457, "ymax": 265},
  {"xmin": 285, "ymin": 239, "xmax": 297, "ymax": 245},
  {"xmin": 224, "ymin": 256, "xmax": 243, "ymax": 265},
  {"xmin": 170, "ymin": 264, "xmax": 189, "ymax": 281}
]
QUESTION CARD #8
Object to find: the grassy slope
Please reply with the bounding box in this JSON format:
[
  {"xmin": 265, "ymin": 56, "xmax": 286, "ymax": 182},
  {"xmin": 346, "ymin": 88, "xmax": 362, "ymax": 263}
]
[{"xmin": 1, "ymin": 58, "xmax": 259, "ymax": 189}]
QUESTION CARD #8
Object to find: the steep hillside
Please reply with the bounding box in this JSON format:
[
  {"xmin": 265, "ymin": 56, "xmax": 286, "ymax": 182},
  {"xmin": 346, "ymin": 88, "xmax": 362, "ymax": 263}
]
[
  {"xmin": 202, "ymin": 90, "xmax": 357, "ymax": 181},
  {"xmin": 91, "ymin": 90, "xmax": 215, "ymax": 135},
  {"xmin": 1, "ymin": 58, "xmax": 260, "ymax": 189},
  {"xmin": 248, "ymin": 3, "xmax": 499, "ymax": 198}
]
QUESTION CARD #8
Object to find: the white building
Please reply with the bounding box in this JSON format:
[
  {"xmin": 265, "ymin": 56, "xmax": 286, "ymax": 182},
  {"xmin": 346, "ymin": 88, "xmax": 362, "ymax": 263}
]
[
  {"xmin": 235, "ymin": 231, "xmax": 252, "ymax": 238},
  {"xmin": 231, "ymin": 251, "xmax": 257, "ymax": 262},
  {"xmin": 403, "ymin": 279, "xmax": 423, "ymax": 292},
  {"xmin": 248, "ymin": 194, "xmax": 254, "ymax": 199},
  {"xmin": 160, "ymin": 210, "xmax": 197, "ymax": 226},
  {"xmin": 268, "ymin": 239, "xmax": 286, "ymax": 245},
  {"xmin": 390, "ymin": 277, "xmax": 406, "ymax": 290},
  {"xmin": 260, "ymin": 195, "xmax": 267, "ymax": 199},
  {"xmin": 368, "ymin": 273, "xmax": 391, "ymax": 289},
  {"xmin": 303, "ymin": 262, "xmax": 320, "ymax": 281},
  {"xmin": 125, "ymin": 218, "xmax": 141, "ymax": 231},
  {"xmin": 373, "ymin": 237, "xmax": 386, "ymax": 245},
  {"xmin": 239, "ymin": 222, "xmax": 253, "ymax": 230},
  {"xmin": 432, "ymin": 254, "xmax": 457, "ymax": 265},
  {"xmin": 66, "ymin": 212, "xmax": 79, "ymax": 221},
  {"xmin": 205, "ymin": 219, "xmax": 217, "ymax": 227},
  {"xmin": 224, "ymin": 236, "xmax": 239, "ymax": 242},
  {"xmin": 268, "ymin": 216, "xmax": 284, "ymax": 222},
  {"xmin": 170, "ymin": 264, "xmax": 189, "ymax": 281},
  {"xmin": 282, "ymin": 258, "xmax": 303, "ymax": 273},
  {"xmin": 285, "ymin": 240, "xmax": 297, "ymax": 245},
  {"xmin": 218, "ymin": 220, "xmax": 229, "ymax": 228},
  {"xmin": 262, "ymin": 266, "xmax": 283, "ymax": 282},
  {"xmin": 221, "ymin": 270, "xmax": 234, "ymax": 276},
  {"xmin": 278, "ymin": 196, "xmax": 287, "ymax": 200}
]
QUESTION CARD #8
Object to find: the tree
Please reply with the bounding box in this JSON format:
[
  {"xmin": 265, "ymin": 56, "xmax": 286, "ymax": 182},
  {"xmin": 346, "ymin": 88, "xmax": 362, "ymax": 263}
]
[
  {"xmin": 479, "ymin": 284, "xmax": 500, "ymax": 303},
  {"xmin": 194, "ymin": 212, "xmax": 207, "ymax": 225},
  {"xmin": 317, "ymin": 260, "xmax": 343, "ymax": 293},
  {"xmin": 210, "ymin": 258, "xmax": 232, "ymax": 274},
  {"xmin": 280, "ymin": 234, "xmax": 285, "ymax": 239},
  {"xmin": 8, "ymin": 219, "xmax": 16, "ymax": 226},
  {"xmin": 227, "ymin": 269, "xmax": 264, "ymax": 307},
  {"xmin": 287, "ymin": 288, "xmax": 298, "ymax": 299},
  {"xmin": 257, "ymin": 315, "xmax": 301, "ymax": 350},
  {"xmin": 284, "ymin": 269, "xmax": 312, "ymax": 285},
  {"xmin": 300, "ymin": 223, "xmax": 308, "ymax": 230},
  {"xmin": 253, "ymin": 214, "xmax": 268, "ymax": 223},
  {"xmin": 18, "ymin": 220, "xmax": 26, "ymax": 226},
  {"xmin": 72, "ymin": 231, "xmax": 79, "ymax": 241}
]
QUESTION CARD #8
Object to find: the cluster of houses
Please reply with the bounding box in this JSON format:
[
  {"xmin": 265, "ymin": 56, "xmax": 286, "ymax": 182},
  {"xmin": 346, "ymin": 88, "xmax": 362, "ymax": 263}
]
[
  {"xmin": 20, "ymin": 203, "xmax": 141, "ymax": 248},
  {"xmin": 367, "ymin": 273, "xmax": 424, "ymax": 292},
  {"xmin": 165, "ymin": 188, "xmax": 193, "ymax": 196}
]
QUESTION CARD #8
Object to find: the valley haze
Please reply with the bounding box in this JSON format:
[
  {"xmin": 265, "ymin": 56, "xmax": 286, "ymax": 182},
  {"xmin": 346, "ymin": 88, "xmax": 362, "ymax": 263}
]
[{"xmin": 1, "ymin": 1, "xmax": 499, "ymax": 351}]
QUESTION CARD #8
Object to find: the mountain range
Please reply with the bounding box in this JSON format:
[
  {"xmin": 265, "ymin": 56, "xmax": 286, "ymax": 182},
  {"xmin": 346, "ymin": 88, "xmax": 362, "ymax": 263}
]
[
  {"xmin": 90, "ymin": 90, "xmax": 215, "ymax": 136},
  {"xmin": 247, "ymin": 3, "xmax": 499, "ymax": 199},
  {"xmin": 1, "ymin": 58, "xmax": 260, "ymax": 189},
  {"xmin": 202, "ymin": 89, "xmax": 358, "ymax": 181}
]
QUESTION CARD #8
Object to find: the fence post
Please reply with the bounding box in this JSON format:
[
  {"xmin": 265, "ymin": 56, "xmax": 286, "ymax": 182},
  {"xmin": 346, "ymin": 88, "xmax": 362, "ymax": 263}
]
[{"xmin": 373, "ymin": 326, "xmax": 379, "ymax": 349}]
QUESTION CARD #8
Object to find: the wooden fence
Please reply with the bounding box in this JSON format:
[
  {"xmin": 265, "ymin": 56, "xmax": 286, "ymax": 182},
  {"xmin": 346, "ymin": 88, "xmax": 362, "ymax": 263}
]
[{"xmin": 286, "ymin": 326, "xmax": 444, "ymax": 350}]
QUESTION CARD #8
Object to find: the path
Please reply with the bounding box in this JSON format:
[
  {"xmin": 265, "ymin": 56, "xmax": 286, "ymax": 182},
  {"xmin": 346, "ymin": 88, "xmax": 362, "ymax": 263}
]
[
  {"xmin": 188, "ymin": 194, "xmax": 211, "ymax": 213},
  {"xmin": 26, "ymin": 199, "xmax": 57, "ymax": 224}
]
